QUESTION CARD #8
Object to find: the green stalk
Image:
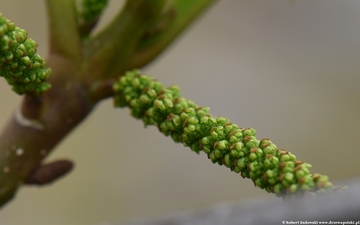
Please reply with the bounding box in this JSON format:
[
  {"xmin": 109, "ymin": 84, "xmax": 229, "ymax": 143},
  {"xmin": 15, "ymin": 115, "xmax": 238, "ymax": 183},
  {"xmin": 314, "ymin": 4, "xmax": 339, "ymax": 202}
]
[
  {"xmin": 45, "ymin": 0, "xmax": 82, "ymax": 63},
  {"xmin": 127, "ymin": 0, "xmax": 216, "ymax": 69},
  {"xmin": 84, "ymin": 0, "xmax": 168, "ymax": 81}
]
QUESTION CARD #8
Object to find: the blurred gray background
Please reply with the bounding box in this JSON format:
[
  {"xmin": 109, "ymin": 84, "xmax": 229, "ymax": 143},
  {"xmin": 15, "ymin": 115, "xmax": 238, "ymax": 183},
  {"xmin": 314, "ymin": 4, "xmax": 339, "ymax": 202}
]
[{"xmin": 1, "ymin": 0, "xmax": 360, "ymax": 224}]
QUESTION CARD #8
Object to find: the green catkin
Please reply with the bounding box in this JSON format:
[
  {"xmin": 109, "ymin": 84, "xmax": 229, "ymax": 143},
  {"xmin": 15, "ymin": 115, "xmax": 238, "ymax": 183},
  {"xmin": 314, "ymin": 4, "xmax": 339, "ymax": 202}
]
[
  {"xmin": 0, "ymin": 13, "xmax": 51, "ymax": 95},
  {"xmin": 113, "ymin": 69, "xmax": 335, "ymax": 198}
]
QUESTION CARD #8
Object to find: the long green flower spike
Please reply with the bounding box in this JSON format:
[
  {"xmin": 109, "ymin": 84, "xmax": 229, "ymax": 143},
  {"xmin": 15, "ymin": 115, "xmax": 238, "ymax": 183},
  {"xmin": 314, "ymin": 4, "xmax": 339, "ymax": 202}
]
[
  {"xmin": 113, "ymin": 69, "xmax": 335, "ymax": 198},
  {"xmin": 0, "ymin": 13, "xmax": 51, "ymax": 95}
]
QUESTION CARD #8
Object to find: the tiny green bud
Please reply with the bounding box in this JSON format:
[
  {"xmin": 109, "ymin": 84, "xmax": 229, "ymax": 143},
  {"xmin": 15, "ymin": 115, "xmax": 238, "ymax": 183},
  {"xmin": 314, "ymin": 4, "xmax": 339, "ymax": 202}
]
[
  {"xmin": 243, "ymin": 128, "xmax": 256, "ymax": 136},
  {"xmin": 154, "ymin": 99, "xmax": 165, "ymax": 111},
  {"xmin": 21, "ymin": 56, "xmax": 32, "ymax": 67},
  {"xmin": 132, "ymin": 77, "xmax": 140, "ymax": 87},
  {"xmin": 244, "ymin": 137, "xmax": 258, "ymax": 148},
  {"xmin": 249, "ymin": 152, "xmax": 257, "ymax": 161},
  {"xmin": 274, "ymin": 184, "xmax": 283, "ymax": 196},
  {"xmin": 209, "ymin": 151, "xmax": 216, "ymax": 162},
  {"xmin": 268, "ymin": 178, "xmax": 276, "ymax": 185},
  {"xmin": 289, "ymin": 184, "xmax": 298, "ymax": 193},
  {"xmin": 237, "ymin": 158, "xmax": 246, "ymax": 170},
  {"xmin": 211, "ymin": 131, "xmax": 218, "ymax": 139},
  {"xmin": 201, "ymin": 137, "xmax": 210, "ymax": 145},
  {"xmin": 280, "ymin": 154, "xmax": 291, "ymax": 162},
  {"xmin": 200, "ymin": 116, "xmax": 209, "ymax": 124},
  {"xmin": 214, "ymin": 149, "xmax": 222, "ymax": 158},
  {"xmin": 164, "ymin": 98, "xmax": 173, "ymax": 108},
  {"xmin": 263, "ymin": 145, "xmax": 277, "ymax": 155},
  {"xmin": 234, "ymin": 142, "xmax": 243, "ymax": 151},
  {"xmin": 224, "ymin": 154, "xmax": 232, "ymax": 167},
  {"xmin": 188, "ymin": 117, "xmax": 198, "ymax": 125},
  {"xmin": 147, "ymin": 89, "xmax": 157, "ymax": 98},
  {"xmin": 172, "ymin": 115, "xmax": 181, "ymax": 127},
  {"xmin": 203, "ymin": 146, "xmax": 211, "ymax": 154},
  {"xmin": 187, "ymin": 124, "xmax": 196, "ymax": 132},
  {"xmin": 295, "ymin": 169, "xmax": 306, "ymax": 179},
  {"xmin": 216, "ymin": 117, "xmax": 229, "ymax": 125},
  {"xmin": 234, "ymin": 166, "xmax": 241, "ymax": 173},
  {"xmin": 217, "ymin": 140, "xmax": 227, "ymax": 150},
  {"xmin": 284, "ymin": 172, "xmax": 294, "ymax": 182},
  {"xmin": 266, "ymin": 169, "xmax": 274, "ymax": 178},
  {"xmin": 139, "ymin": 94, "xmax": 150, "ymax": 104}
]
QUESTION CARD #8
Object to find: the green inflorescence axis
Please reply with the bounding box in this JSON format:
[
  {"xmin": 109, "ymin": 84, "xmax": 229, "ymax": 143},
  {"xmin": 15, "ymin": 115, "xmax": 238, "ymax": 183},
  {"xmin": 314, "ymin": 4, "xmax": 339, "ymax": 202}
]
[{"xmin": 113, "ymin": 69, "xmax": 335, "ymax": 198}]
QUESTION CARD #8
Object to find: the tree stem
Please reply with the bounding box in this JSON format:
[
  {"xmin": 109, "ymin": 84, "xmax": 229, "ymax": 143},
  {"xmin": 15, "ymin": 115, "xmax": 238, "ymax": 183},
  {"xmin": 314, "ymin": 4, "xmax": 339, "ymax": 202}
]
[
  {"xmin": 0, "ymin": 55, "xmax": 94, "ymax": 206},
  {"xmin": 0, "ymin": 0, "xmax": 217, "ymax": 207}
]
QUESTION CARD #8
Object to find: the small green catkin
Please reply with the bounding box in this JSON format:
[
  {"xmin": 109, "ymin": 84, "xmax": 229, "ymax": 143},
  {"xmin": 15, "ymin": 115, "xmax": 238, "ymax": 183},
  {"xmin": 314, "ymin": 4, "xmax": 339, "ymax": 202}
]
[
  {"xmin": 113, "ymin": 69, "xmax": 335, "ymax": 198},
  {"xmin": 0, "ymin": 13, "xmax": 51, "ymax": 95}
]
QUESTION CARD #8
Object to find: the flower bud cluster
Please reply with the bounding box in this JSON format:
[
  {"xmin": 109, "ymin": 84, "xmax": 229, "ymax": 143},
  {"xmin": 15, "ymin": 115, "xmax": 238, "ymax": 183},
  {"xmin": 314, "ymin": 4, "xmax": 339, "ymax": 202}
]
[
  {"xmin": 113, "ymin": 70, "xmax": 334, "ymax": 198},
  {"xmin": 0, "ymin": 13, "xmax": 51, "ymax": 95}
]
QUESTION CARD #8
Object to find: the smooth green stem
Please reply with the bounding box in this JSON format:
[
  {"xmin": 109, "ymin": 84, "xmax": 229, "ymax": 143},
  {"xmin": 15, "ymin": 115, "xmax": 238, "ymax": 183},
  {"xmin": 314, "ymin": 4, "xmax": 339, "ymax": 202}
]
[
  {"xmin": 84, "ymin": 0, "xmax": 168, "ymax": 81},
  {"xmin": 45, "ymin": 0, "xmax": 82, "ymax": 63},
  {"xmin": 127, "ymin": 0, "xmax": 216, "ymax": 69}
]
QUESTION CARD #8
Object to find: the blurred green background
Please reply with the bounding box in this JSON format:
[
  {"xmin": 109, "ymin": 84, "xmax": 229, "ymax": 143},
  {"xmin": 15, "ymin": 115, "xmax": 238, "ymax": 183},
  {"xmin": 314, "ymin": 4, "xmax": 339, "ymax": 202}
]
[{"xmin": 1, "ymin": 0, "xmax": 360, "ymax": 224}]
